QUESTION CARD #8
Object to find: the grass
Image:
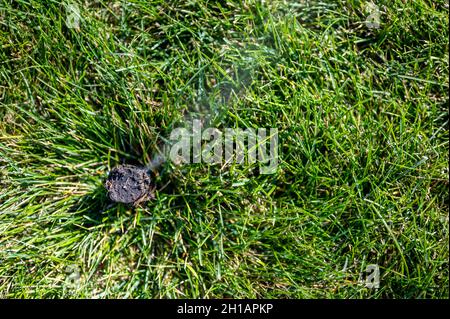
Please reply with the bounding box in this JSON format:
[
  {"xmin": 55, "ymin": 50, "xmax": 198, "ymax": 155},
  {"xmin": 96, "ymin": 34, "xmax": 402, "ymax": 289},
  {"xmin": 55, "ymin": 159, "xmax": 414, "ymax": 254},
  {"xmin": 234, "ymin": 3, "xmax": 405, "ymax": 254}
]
[{"xmin": 0, "ymin": 0, "xmax": 448, "ymax": 298}]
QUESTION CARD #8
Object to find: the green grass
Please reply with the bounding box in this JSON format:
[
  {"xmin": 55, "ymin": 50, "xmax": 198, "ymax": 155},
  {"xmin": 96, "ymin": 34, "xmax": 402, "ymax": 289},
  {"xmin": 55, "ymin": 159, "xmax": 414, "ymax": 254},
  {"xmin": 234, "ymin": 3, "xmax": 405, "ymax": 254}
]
[{"xmin": 0, "ymin": 0, "xmax": 448, "ymax": 298}]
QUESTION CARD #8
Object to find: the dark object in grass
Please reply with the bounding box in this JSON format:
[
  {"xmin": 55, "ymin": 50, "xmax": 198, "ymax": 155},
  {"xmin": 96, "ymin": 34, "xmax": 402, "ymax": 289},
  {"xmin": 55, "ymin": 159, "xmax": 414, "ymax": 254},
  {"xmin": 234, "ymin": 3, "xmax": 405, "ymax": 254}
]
[{"xmin": 105, "ymin": 164, "xmax": 155, "ymax": 206}]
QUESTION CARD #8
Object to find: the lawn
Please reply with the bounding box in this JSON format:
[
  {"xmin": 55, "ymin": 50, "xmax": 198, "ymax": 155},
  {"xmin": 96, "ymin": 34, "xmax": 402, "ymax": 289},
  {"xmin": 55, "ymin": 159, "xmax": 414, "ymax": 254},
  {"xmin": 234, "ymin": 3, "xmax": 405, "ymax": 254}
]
[{"xmin": 0, "ymin": 0, "xmax": 448, "ymax": 298}]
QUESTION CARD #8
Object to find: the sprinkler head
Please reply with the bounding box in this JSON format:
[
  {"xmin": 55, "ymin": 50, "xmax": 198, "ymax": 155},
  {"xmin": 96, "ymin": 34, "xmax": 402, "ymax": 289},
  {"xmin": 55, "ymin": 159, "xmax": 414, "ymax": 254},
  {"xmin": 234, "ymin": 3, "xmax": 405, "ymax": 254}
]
[{"xmin": 105, "ymin": 164, "xmax": 155, "ymax": 206}]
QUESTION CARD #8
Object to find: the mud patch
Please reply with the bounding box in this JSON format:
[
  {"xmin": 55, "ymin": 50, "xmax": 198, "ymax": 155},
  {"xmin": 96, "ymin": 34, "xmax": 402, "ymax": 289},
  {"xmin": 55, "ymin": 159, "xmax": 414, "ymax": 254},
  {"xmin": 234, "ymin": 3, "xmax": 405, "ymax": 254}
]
[{"xmin": 105, "ymin": 164, "xmax": 154, "ymax": 205}]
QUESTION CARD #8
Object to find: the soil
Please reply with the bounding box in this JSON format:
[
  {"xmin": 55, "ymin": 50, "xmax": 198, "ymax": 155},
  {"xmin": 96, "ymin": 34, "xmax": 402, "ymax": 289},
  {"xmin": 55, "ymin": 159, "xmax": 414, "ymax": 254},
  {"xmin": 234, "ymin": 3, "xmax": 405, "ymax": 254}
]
[{"xmin": 105, "ymin": 164, "xmax": 154, "ymax": 205}]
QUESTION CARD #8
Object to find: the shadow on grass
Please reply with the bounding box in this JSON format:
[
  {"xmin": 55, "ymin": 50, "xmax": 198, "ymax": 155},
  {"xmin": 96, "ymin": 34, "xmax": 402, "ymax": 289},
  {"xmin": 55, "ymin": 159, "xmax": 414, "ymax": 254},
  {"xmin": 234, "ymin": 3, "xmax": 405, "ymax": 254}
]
[{"xmin": 68, "ymin": 183, "xmax": 119, "ymax": 227}]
